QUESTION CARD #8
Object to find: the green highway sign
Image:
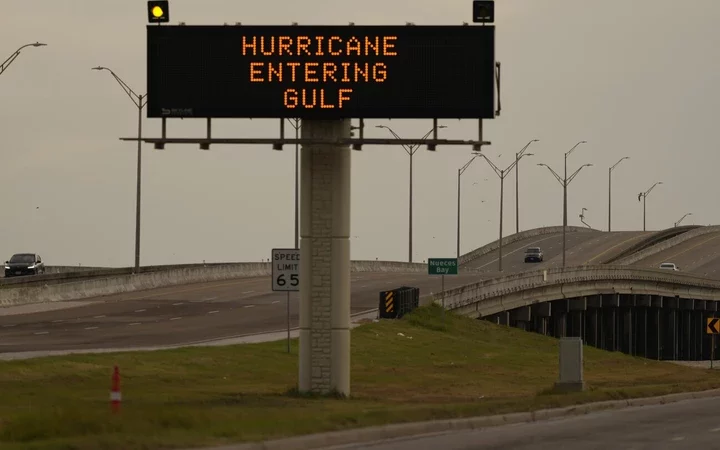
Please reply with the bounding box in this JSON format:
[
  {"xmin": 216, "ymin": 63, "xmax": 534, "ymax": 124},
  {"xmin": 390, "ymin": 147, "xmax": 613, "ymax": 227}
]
[{"xmin": 428, "ymin": 258, "xmax": 458, "ymax": 275}]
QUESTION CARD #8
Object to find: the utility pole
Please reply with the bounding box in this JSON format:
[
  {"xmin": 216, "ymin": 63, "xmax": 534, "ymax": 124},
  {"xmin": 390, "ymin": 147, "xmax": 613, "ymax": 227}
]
[
  {"xmin": 608, "ymin": 157, "xmax": 629, "ymax": 232},
  {"xmin": 476, "ymin": 150, "xmax": 534, "ymax": 271},
  {"xmin": 537, "ymin": 141, "xmax": 591, "ymax": 267},
  {"xmin": 92, "ymin": 66, "xmax": 147, "ymax": 271},
  {"xmin": 514, "ymin": 139, "xmax": 539, "ymax": 234},
  {"xmin": 638, "ymin": 181, "xmax": 663, "ymax": 232},
  {"xmin": 376, "ymin": 124, "xmax": 447, "ymax": 262}
]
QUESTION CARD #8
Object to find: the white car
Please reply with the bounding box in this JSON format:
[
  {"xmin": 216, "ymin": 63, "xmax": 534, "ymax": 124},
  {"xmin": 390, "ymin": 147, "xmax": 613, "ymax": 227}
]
[{"xmin": 659, "ymin": 262, "xmax": 680, "ymax": 271}]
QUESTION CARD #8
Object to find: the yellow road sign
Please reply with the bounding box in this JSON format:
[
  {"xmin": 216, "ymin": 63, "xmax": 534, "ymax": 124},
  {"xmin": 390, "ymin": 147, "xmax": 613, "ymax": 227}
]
[{"xmin": 707, "ymin": 318, "xmax": 720, "ymax": 334}]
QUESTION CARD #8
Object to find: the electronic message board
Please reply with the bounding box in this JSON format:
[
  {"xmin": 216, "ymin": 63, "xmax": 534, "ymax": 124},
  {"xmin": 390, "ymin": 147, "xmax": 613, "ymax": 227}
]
[{"xmin": 146, "ymin": 25, "xmax": 495, "ymax": 119}]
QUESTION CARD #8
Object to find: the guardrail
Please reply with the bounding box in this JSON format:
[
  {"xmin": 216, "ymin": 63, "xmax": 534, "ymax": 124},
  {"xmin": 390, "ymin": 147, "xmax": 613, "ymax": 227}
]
[
  {"xmin": 436, "ymin": 265, "xmax": 720, "ymax": 318},
  {"xmin": 458, "ymin": 226, "xmax": 598, "ymax": 266}
]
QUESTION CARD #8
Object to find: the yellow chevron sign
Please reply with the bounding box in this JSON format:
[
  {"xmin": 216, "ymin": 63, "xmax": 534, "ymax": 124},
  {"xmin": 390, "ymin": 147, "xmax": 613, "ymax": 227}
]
[{"xmin": 385, "ymin": 291, "xmax": 394, "ymax": 313}]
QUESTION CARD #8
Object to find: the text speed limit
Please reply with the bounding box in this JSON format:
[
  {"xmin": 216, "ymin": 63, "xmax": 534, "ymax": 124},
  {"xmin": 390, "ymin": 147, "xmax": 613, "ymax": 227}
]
[{"xmin": 272, "ymin": 248, "xmax": 299, "ymax": 292}]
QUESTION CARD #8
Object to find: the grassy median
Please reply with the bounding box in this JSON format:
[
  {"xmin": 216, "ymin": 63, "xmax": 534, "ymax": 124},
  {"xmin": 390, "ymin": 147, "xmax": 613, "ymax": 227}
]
[{"xmin": 2, "ymin": 306, "xmax": 720, "ymax": 450}]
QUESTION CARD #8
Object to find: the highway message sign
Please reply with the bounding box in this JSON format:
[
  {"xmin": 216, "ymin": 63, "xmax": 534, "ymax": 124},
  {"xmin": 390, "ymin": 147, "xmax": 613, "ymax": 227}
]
[
  {"xmin": 428, "ymin": 258, "xmax": 458, "ymax": 275},
  {"xmin": 146, "ymin": 25, "xmax": 495, "ymax": 119},
  {"xmin": 272, "ymin": 248, "xmax": 299, "ymax": 292}
]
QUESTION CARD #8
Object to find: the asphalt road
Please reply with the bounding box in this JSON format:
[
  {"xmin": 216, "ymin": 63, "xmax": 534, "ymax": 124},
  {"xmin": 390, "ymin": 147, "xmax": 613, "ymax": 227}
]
[
  {"xmin": 463, "ymin": 230, "xmax": 650, "ymax": 272},
  {"xmin": 0, "ymin": 271, "xmax": 485, "ymax": 353},
  {"xmin": 319, "ymin": 396, "xmax": 720, "ymax": 449},
  {"xmin": 630, "ymin": 231, "xmax": 720, "ymax": 279},
  {"xmin": 0, "ymin": 230, "xmax": 659, "ymax": 354}
]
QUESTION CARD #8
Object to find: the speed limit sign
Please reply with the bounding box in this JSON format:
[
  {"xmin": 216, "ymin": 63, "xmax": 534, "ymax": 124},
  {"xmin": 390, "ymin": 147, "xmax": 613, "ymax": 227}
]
[{"xmin": 271, "ymin": 248, "xmax": 300, "ymax": 292}]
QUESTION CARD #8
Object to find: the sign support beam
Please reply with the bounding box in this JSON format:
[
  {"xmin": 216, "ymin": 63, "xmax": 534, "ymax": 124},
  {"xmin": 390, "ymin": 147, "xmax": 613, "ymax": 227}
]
[{"xmin": 299, "ymin": 119, "xmax": 351, "ymax": 396}]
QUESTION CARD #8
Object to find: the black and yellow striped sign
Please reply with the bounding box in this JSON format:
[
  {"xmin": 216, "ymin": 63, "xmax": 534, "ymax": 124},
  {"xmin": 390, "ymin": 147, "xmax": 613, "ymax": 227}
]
[{"xmin": 385, "ymin": 291, "xmax": 394, "ymax": 313}]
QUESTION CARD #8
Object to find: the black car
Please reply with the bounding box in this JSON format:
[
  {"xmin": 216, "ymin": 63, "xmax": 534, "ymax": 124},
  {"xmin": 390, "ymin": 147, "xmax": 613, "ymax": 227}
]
[
  {"xmin": 524, "ymin": 247, "xmax": 544, "ymax": 263},
  {"xmin": 4, "ymin": 253, "xmax": 45, "ymax": 277}
]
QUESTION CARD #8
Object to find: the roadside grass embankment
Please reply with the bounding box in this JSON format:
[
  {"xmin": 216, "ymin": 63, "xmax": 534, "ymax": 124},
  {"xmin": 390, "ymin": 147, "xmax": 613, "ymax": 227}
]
[{"xmin": 2, "ymin": 305, "xmax": 720, "ymax": 450}]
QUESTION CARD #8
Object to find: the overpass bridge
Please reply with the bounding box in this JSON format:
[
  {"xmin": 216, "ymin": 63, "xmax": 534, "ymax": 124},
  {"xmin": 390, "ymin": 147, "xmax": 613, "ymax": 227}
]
[
  {"xmin": 0, "ymin": 224, "xmax": 715, "ymax": 357},
  {"xmin": 440, "ymin": 264, "xmax": 720, "ymax": 362}
]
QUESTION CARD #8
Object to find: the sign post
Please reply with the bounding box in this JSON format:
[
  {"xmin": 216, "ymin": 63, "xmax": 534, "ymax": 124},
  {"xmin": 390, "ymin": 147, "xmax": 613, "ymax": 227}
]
[
  {"xmin": 707, "ymin": 317, "xmax": 719, "ymax": 368},
  {"xmin": 428, "ymin": 258, "xmax": 458, "ymax": 322},
  {"xmin": 272, "ymin": 248, "xmax": 300, "ymax": 353}
]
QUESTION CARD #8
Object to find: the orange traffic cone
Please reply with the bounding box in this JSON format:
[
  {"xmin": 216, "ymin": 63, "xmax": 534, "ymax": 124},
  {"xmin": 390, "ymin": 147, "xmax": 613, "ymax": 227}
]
[{"xmin": 110, "ymin": 365, "xmax": 121, "ymax": 413}]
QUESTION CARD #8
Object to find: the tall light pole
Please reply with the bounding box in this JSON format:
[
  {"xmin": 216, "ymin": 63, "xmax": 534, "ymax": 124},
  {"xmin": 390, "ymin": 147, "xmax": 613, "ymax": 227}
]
[
  {"xmin": 376, "ymin": 124, "xmax": 447, "ymax": 263},
  {"xmin": 638, "ymin": 181, "xmax": 663, "ymax": 231},
  {"xmin": 92, "ymin": 66, "xmax": 146, "ymax": 271},
  {"xmin": 476, "ymin": 151, "xmax": 534, "ymax": 271},
  {"xmin": 287, "ymin": 118, "xmax": 301, "ymax": 248},
  {"xmin": 515, "ymin": 139, "xmax": 539, "ymax": 234},
  {"xmin": 457, "ymin": 155, "xmax": 480, "ymax": 258},
  {"xmin": 675, "ymin": 213, "xmax": 692, "ymax": 227},
  {"xmin": 0, "ymin": 42, "xmax": 47, "ymax": 77},
  {"xmin": 608, "ymin": 156, "xmax": 629, "ymax": 232},
  {"xmin": 538, "ymin": 141, "xmax": 591, "ymax": 268}
]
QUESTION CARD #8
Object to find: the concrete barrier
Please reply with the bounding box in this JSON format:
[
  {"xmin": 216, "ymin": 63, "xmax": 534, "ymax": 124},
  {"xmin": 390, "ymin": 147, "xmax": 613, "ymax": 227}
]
[
  {"xmin": 459, "ymin": 226, "xmax": 598, "ymax": 266},
  {"xmin": 602, "ymin": 225, "xmax": 701, "ymax": 264},
  {"xmin": 436, "ymin": 265, "xmax": 720, "ymax": 319},
  {"xmin": 0, "ymin": 260, "xmax": 445, "ymax": 308},
  {"xmin": 614, "ymin": 225, "xmax": 720, "ymax": 265}
]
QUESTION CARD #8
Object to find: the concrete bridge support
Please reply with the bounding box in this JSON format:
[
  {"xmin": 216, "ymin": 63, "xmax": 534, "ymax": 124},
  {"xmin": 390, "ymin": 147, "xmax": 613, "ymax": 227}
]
[{"xmin": 482, "ymin": 292, "xmax": 720, "ymax": 362}]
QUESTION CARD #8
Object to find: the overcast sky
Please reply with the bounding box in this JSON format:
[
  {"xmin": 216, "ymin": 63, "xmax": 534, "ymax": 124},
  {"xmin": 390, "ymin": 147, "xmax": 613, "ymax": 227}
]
[{"xmin": 1, "ymin": 0, "xmax": 717, "ymax": 267}]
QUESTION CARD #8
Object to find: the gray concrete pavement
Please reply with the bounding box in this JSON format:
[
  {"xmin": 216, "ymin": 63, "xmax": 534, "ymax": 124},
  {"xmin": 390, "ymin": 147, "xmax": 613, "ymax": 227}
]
[
  {"xmin": 0, "ymin": 271, "xmax": 483, "ymax": 353},
  {"xmin": 466, "ymin": 230, "xmax": 649, "ymax": 272},
  {"xmin": 631, "ymin": 231, "xmax": 720, "ymax": 278},
  {"xmin": 318, "ymin": 396, "xmax": 720, "ymax": 449}
]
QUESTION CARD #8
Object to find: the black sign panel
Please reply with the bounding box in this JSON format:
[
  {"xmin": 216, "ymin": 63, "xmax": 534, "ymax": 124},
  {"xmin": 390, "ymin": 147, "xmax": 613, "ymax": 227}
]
[{"xmin": 147, "ymin": 25, "xmax": 495, "ymax": 119}]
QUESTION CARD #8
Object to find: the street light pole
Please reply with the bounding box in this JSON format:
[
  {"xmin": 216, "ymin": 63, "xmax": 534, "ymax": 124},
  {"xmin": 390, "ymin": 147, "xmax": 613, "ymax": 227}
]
[
  {"xmin": 638, "ymin": 181, "xmax": 663, "ymax": 231},
  {"xmin": 457, "ymin": 155, "xmax": 480, "ymax": 258},
  {"xmin": 675, "ymin": 212, "xmax": 692, "ymax": 227},
  {"xmin": 514, "ymin": 139, "xmax": 539, "ymax": 234},
  {"xmin": 92, "ymin": 66, "xmax": 147, "ymax": 271},
  {"xmin": 476, "ymin": 150, "xmax": 534, "ymax": 272},
  {"xmin": 377, "ymin": 124, "xmax": 447, "ymax": 263},
  {"xmin": 287, "ymin": 118, "xmax": 301, "ymax": 249},
  {"xmin": 0, "ymin": 42, "xmax": 47, "ymax": 77},
  {"xmin": 608, "ymin": 157, "xmax": 629, "ymax": 232},
  {"xmin": 538, "ymin": 141, "xmax": 591, "ymax": 268}
]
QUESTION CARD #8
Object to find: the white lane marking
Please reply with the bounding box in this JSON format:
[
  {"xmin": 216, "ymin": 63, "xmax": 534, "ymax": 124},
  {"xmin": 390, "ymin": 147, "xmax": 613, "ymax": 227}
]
[
  {"xmin": 85, "ymin": 326, "xmax": 98, "ymax": 330},
  {"xmin": 208, "ymin": 310, "xmax": 220, "ymax": 314},
  {"xmin": 272, "ymin": 301, "xmax": 280, "ymax": 304},
  {"xmin": 242, "ymin": 291, "xmax": 255, "ymax": 294},
  {"xmin": 51, "ymin": 319, "xmax": 64, "ymax": 323},
  {"xmin": 2, "ymin": 324, "xmax": 16, "ymax": 328},
  {"xmin": 710, "ymin": 427, "xmax": 720, "ymax": 432},
  {"xmin": 93, "ymin": 315, "xmax": 105, "ymax": 319},
  {"xmin": 173, "ymin": 302, "xmax": 183, "ymax": 306},
  {"xmin": 361, "ymin": 285, "xmax": 367, "ymax": 288},
  {"xmin": 129, "ymin": 322, "xmax": 142, "ymax": 326},
  {"xmin": 34, "ymin": 331, "xmax": 49, "ymax": 335},
  {"xmin": 170, "ymin": 317, "xmax": 182, "ymax": 321},
  {"xmin": 671, "ymin": 436, "xmax": 685, "ymax": 441},
  {"xmin": 134, "ymin": 309, "xmax": 146, "ymax": 313},
  {"xmin": 204, "ymin": 297, "xmax": 218, "ymax": 301},
  {"xmin": 244, "ymin": 305, "xmax": 255, "ymax": 309}
]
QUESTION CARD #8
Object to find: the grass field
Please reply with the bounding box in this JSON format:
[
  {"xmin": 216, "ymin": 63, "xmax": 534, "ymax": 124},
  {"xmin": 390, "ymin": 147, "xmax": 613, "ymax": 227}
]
[{"xmin": 2, "ymin": 305, "xmax": 720, "ymax": 450}]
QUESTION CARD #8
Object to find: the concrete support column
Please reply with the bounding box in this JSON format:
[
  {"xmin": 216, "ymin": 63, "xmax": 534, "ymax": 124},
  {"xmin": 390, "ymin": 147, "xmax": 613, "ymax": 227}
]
[{"xmin": 298, "ymin": 119, "xmax": 352, "ymax": 396}]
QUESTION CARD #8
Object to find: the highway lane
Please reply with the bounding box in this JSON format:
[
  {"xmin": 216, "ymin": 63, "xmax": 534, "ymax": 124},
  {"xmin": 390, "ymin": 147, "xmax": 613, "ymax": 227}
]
[
  {"xmin": 630, "ymin": 231, "xmax": 720, "ymax": 278},
  {"xmin": 0, "ymin": 271, "xmax": 485, "ymax": 353},
  {"xmin": 465, "ymin": 230, "xmax": 649, "ymax": 273},
  {"xmin": 321, "ymin": 396, "xmax": 720, "ymax": 449},
  {"xmin": 462, "ymin": 231, "xmax": 601, "ymax": 271}
]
